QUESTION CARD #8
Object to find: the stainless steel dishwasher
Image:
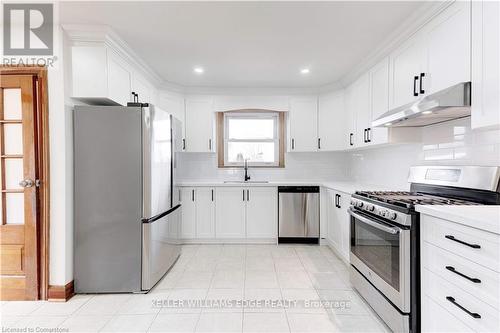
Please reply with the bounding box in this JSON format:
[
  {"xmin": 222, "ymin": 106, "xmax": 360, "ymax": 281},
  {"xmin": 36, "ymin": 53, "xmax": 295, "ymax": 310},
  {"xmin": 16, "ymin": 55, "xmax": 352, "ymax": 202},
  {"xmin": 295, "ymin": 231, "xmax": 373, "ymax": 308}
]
[{"xmin": 278, "ymin": 186, "xmax": 320, "ymax": 244}]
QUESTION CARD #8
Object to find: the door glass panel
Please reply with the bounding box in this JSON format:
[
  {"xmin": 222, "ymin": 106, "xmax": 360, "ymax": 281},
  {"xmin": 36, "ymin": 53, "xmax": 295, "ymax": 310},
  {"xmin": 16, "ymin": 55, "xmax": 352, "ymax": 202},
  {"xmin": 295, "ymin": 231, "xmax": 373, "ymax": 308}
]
[
  {"xmin": 351, "ymin": 217, "xmax": 400, "ymax": 291},
  {"xmin": 5, "ymin": 159, "xmax": 23, "ymax": 189},
  {"xmin": 4, "ymin": 88, "xmax": 22, "ymax": 120},
  {"xmin": 6, "ymin": 193, "xmax": 24, "ymax": 224},
  {"xmin": 4, "ymin": 124, "xmax": 23, "ymax": 155}
]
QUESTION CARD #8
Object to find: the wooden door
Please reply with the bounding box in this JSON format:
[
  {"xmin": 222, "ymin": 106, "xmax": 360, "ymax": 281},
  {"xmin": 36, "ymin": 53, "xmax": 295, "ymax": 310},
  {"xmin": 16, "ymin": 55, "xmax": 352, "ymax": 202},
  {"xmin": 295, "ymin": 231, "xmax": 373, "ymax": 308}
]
[{"xmin": 0, "ymin": 75, "xmax": 39, "ymax": 300}]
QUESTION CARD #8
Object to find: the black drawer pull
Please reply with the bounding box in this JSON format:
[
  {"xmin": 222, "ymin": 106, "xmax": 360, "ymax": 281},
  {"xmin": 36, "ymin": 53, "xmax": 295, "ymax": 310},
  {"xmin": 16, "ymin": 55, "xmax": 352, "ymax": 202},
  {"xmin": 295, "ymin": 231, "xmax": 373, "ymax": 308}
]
[
  {"xmin": 413, "ymin": 76, "xmax": 419, "ymax": 96},
  {"xmin": 445, "ymin": 266, "xmax": 481, "ymax": 283},
  {"xmin": 445, "ymin": 235, "xmax": 481, "ymax": 249},
  {"xmin": 446, "ymin": 296, "xmax": 481, "ymax": 319}
]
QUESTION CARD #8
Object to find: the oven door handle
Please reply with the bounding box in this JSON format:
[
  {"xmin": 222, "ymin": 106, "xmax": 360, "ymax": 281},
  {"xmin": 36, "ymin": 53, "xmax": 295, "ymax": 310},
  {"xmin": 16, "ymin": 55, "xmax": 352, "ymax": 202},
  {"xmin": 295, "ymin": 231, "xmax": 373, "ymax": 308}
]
[{"xmin": 348, "ymin": 207, "xmax": 400, "ymax": 235}]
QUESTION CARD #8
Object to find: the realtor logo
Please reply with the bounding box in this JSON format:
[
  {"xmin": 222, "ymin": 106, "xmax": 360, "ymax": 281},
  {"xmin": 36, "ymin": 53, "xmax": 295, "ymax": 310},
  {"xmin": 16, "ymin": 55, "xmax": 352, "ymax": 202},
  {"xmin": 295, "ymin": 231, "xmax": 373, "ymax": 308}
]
[{"xmin": 3, "ymin": 3, "xmax": 53, "ymax": 55}]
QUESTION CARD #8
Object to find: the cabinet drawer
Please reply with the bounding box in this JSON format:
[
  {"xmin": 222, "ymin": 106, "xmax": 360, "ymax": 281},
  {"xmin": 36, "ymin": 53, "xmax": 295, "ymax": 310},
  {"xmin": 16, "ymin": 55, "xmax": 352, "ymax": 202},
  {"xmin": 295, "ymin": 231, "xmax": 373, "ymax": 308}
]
[
  {"xmin": 421, "ymin": 215, "xmax": 500, "ymax": 272},
  {"xmin": 423, "ymin": 269, "xmax": 500, "ymax": 333},
  {"xmin": 422, "ymin": 242, "xmax": 499, "ymax": 309},
  {"xmin": 422, "ymin": 295, "xmax": 473, "ymax": 333}
]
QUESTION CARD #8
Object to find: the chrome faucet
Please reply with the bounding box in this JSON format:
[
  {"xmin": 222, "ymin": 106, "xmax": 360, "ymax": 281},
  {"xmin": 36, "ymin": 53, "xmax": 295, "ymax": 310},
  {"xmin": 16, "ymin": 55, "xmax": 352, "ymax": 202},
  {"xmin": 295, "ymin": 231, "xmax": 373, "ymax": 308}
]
[{"xmin": 244, "ymin": 158, "xmax": 251, "ymax": 182}]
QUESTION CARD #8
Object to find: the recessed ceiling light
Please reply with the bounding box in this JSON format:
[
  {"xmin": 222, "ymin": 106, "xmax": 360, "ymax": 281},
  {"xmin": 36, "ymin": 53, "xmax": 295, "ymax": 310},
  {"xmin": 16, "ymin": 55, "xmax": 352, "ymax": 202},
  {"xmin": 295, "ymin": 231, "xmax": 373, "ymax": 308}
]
[
  {"xmin": 300, "ymin": 68, "xmax": 310, "ymax": 74},
  {"xmin": 385, "ymin": 122, "xmax": 393, "ymax": 126},
  {"xmin": 422, "ymin": 110, "xmax": 433, "ymax": 115},
  {"xmin": 194, "ymin": 67, "xmax": 204, "ymax": 74}
]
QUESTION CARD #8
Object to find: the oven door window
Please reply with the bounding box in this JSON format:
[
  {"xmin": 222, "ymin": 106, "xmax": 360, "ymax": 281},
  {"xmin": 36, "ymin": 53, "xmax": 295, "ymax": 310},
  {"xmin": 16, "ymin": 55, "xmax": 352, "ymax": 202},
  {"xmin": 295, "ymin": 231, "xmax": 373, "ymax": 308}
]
[{"xmin": 351, "ymin": 215, "xmax": 400, "ymax": 291}]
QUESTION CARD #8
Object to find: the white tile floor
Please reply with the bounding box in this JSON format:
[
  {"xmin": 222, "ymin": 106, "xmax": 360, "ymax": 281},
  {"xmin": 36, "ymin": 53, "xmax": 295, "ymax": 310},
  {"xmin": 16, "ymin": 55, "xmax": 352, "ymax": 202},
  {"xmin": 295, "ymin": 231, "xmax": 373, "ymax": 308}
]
[{"xmin": 0, "ymin": 245, "xmax": 391, "ymax": 332}]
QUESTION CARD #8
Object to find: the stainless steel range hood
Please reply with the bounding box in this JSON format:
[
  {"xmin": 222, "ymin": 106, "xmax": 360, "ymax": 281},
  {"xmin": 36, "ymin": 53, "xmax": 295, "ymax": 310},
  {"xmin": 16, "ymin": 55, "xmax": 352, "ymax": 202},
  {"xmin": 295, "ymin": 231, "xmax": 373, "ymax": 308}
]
[{"xmin": 372, "ymin": 82, "xmax": 471, "ymax": 128}]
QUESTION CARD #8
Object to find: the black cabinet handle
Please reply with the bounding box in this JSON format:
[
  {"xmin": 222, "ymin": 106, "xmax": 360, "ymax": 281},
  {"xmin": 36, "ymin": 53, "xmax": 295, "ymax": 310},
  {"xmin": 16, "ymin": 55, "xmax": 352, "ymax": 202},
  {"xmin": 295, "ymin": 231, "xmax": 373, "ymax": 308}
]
[
  {"xmin": 334, "ymin": 194, "xmax": 338, "ymax": 208},
  {"xmin": 446, "ymin": 296, "xmax": 481, "ymax": 319},
  {"xmin": 367, "ymin": 128, "xmax": 371, "ymax": 143},
  {"xmin": 247, "ymin": 189, "xmax": 250, "ymax": 201},
  {"xmin": 291, "ymin": 138, "xmax": 295, "ymax": 150},
  {"xmin": 349, "ymin": 133, "xmax": 354, "ymax": 146},
  {"xmin": 192, "ymin": 189, "xmax": 195, "ymax": 202},
  {"xmin": 211, "ymin": 189, "xmax": 214, "ymax": 202},
  {"xmin": 318, "ymin": 138, "xmax": 321, "ymax": 150},
  {"xmin": 419, "ymin": 73, "xmax": 425, "ymax": 94},
  {"xmin": 413, "ymin": 76, "xmax": 419, "ymax": 97},
  {"xmin": 182, "ymin": 138, "xmax": 186, "ymax": 150},
  {"xmin": 243, "ymin": 189, "xmax": 245, "ymax": 201},
  {"xmin": 445, "ymin": 235, "xmax": 481, "ymax": 249},
  {"xmin": 363, "ymin": 129, "xmax": 367, "ymax": 143},
  {"xmin": 445, "ymin": 266, "xmax": 481, "ymax": 283},
  {"xmin": 208, "ymin": 139, "xmax": 212, "ymax": 151}
]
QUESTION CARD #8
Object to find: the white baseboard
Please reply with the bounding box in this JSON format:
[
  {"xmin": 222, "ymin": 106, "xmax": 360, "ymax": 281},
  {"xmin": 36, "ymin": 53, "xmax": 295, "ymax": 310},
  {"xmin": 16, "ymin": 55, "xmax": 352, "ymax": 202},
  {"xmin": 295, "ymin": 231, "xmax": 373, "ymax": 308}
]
[{"xmin": 180, "ymin": 238, "xmax": 277, "ymax": 245}]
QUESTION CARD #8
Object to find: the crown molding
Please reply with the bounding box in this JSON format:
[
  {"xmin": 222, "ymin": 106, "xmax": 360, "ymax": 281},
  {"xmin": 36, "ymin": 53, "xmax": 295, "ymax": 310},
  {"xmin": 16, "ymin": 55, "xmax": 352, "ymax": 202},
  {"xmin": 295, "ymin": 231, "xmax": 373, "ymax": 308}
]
[
  {"xmin": 338, "ymin": 0, "xmax": 454, "ymax": 88},
  {"xmin": 62, "ymin": 24, "xmax": 164, "ymax": 88},
  {"xmin": 62, "ymin": 1, "xmax": 455, "ymax": 98}
]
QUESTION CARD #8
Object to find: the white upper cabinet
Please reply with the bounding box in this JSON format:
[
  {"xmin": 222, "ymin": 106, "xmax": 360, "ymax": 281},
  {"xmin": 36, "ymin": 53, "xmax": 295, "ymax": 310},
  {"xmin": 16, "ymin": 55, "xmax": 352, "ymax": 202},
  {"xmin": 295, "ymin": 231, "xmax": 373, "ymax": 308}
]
[
  {"xmin": 72, "ymin": 46, "xmax": 132, "ymax": 106},
  {"xmin": 107, "ymin": 52, "xmax": 132, "ymax": 106},
  {"xmin": 69, "ymin": 39, "xmax": 159, "ymax": 107},
  {"xmin": 424, "ymin": 0, "xmax": 471, "ymax": 95},
  {"xmin": 184, "ymin": 97, "xmax": 215, "ymax": 153},
  {"xmin": 389, "ymin": 1, "xmax": 471, "ymax": 110},
  {"xmin": 368, "ymin": 57, "xmax": 390, "ymax": 145},
  {"xmin": 352, "ymin": 73, "xmax": 371, "ymax": 147},
  {"xmin": 288, "ymin": 97, "xmax": 318, "ymax": 152},
  {"xmin": 389, "ymin": 33, "xmax": 426, "ymax": 109},
  {"xmin": 344, "ymin": 86, "xmax": 357, "ymax": 149},
  {"xmin": 318, "ymin": 91, "xmax": 347, "ymax": 151},
  {"xmin": 471, "ymin": 0, "xmax": 500, "ymax": 130},
  {"xmin": 131, "ymin": 75, "xmax": 153, "ymax": 104}
]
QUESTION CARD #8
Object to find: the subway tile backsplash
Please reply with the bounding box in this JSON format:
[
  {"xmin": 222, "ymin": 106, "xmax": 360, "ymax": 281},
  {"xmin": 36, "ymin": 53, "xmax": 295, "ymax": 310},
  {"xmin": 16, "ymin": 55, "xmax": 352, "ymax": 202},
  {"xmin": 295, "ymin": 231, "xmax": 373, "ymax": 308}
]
[
  {"xmin": 350, "ymin": 117, "xmax": 500, "ymax": 188},
  {"xmin": 178, "ymin": 117, "xmax": 500, "ymax": 190}
]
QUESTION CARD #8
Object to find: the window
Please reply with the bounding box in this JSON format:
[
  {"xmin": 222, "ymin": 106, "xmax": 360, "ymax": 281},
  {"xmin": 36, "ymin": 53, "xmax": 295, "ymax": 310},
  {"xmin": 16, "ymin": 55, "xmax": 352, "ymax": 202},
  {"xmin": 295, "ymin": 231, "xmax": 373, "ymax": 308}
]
[{"xmin": 218, "ymin": 111, "xmax": 284, "ymax": 167}]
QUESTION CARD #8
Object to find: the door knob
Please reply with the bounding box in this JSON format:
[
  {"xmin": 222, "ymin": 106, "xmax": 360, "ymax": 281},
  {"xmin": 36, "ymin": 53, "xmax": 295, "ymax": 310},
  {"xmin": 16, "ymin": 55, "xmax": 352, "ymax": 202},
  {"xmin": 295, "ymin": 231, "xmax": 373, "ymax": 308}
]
[{"xmin": 19, "ymin": 179, "xmax": 34, "ymax": 188}]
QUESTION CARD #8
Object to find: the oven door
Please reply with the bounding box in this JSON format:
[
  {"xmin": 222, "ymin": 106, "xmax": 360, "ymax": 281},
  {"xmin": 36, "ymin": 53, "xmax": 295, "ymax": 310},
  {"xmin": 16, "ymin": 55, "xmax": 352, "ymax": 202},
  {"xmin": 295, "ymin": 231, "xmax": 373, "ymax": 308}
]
[{"xmin": 348, "ymin": 207, "xmax": 410, "ymax": 312}]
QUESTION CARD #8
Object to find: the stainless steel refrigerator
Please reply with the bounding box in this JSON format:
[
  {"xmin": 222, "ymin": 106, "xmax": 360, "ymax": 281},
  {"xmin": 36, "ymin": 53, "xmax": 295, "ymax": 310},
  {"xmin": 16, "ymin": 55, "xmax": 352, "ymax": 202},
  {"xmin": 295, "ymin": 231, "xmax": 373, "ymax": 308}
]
[{"xmin": 74, "ymin": 103, "xmax": 182, "ymax": 293}]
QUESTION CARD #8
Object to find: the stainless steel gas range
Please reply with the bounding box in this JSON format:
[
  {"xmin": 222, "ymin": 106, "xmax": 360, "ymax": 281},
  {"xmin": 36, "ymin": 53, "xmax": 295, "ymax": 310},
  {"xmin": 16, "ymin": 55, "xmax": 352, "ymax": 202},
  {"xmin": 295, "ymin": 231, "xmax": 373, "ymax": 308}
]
[{"xmin": 348, "ymin": 166, "xmax": 500, "ymax": 333}]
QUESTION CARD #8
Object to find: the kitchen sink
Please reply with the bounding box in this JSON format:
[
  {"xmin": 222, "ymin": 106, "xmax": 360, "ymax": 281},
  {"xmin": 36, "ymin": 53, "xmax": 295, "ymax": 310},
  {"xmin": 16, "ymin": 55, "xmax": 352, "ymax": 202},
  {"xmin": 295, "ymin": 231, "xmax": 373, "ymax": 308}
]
[{"xmin": 223, "ymin": 180, "xmax": 269, "ymax": 184}]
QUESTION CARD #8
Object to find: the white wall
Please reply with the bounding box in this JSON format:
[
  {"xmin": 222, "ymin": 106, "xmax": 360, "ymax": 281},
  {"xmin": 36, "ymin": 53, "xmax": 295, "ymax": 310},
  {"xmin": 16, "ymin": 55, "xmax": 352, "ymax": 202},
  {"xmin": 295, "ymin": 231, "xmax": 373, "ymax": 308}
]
[
  {"xmin": 177, "ymin": 152, "xmax": 350, "ymax": 182},
  {"xmin": 42, "ymin": 27, "xmax": 75, "ymax": 286},
  {"xmin": 349, "ymin": 117, "xmax": 500, "ymax": 189}
]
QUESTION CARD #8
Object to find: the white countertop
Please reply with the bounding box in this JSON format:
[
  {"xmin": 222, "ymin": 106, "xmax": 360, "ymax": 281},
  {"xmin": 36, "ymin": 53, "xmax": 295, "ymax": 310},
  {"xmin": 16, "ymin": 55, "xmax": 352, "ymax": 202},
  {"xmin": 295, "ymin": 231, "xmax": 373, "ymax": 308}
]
[
  {"xmin": 178, "ymin": 180, "xmax": 406, "ymax": 195},
  {"xmin": 416, "ymin": 205, "xmax": 500, "ymax": 234}
]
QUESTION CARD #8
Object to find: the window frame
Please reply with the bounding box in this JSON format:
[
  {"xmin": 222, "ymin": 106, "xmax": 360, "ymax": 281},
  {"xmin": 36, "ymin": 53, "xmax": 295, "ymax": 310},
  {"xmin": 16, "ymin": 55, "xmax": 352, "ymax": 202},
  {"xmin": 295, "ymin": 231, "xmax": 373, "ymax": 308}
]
[{"xmin": 217, "ymin": 110, "xmax": 285, "ymax": 168}]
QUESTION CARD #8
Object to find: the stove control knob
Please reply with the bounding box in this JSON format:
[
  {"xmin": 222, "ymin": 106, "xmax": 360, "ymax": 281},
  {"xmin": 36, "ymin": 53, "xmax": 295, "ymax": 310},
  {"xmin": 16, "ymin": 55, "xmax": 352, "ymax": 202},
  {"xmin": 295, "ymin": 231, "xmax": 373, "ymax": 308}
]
[
  {"xmin": 380, "ymin": 210, "xmax": 386, "ymax": 217},
  {"xmin": 367, "ymin": 205, "xmax": 375, "ymax": 212},
  {"xmin": 356, "ymin": 202, "xmax": 364, "ymax": 208},
  {"xmin": 350, "ymin": 200, "xmax": 355, "ymax": 206},
  {"xmin": 389, "ymin": 212, "xmax": 397, "ymax": 220}
]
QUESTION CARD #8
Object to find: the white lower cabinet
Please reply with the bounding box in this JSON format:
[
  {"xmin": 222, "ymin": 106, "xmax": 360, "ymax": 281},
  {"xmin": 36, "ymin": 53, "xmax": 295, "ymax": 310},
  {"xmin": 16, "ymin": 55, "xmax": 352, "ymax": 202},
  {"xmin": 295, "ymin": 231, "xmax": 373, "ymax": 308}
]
[
  {"xmin": 195, "ymin": 188, "xmax": 216, "ymax": 238},
  {"xmin": 421, "ymin": 213, "xmax": 500, "ymax": 332},
  {"xmin": 180, "ymin": 186, "xmax": 277, "ymax": 241},
  {"xmin": 326, "ymin": 188, "xmax": 350, "ymax": 262},
  {"xmin": 215, "ymin": 187, "xmax": 247, "ymax": 239},
  {"xmin": 246, "ymin": 187, "xmax": 277, "ymax": 239},
  {"xmin": 180, "ymin": 188, "xmax": 196, "ymax": 239},
  {"xmin": 180, "ymin": 187, "xmax": 215, "ymax": 239}
]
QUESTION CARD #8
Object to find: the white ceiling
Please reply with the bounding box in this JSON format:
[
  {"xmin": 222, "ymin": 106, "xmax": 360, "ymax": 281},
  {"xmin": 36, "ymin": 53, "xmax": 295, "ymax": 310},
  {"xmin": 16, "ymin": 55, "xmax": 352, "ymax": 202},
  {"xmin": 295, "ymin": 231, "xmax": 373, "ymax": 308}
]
[{"xmin": 60, "ymin": 1, "xmax": 427, "ymax": 88}]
